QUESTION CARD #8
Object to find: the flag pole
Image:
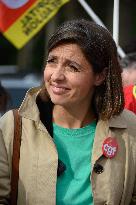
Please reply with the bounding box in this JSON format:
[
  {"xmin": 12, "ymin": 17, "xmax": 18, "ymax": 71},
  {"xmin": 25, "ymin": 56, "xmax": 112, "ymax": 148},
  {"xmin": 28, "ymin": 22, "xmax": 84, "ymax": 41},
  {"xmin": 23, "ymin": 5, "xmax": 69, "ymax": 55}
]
[
  {"xmin": 77, "ymin": 0, "xmax": 126, "ymax": 58},
  {"xmin": 113, "ymin": 0, "xmax": 119, "ymax": 45}
]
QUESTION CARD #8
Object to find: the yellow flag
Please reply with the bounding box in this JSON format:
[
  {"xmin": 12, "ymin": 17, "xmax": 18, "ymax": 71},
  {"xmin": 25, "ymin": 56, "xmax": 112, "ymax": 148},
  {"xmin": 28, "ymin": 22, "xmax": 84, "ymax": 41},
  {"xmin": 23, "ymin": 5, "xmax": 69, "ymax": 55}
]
[{"xmin": 0, "ymin": 0, "xmax": 69, "ymax": 49}]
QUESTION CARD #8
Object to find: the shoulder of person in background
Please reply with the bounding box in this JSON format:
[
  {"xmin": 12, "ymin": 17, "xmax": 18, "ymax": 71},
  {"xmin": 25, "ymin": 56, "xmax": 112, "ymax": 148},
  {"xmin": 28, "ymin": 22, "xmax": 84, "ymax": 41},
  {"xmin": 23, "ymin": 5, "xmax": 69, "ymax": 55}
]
[
  {"xmin": 120, "ymin": 52, "xmax": 136, "ymax": 86},
  {"xmin": 123, "ymin": 84, "xmax": 136, "ymax": 115},
  {"xmin": 120, "ymin": 53, "xmax": 136, "ymax": 114}
]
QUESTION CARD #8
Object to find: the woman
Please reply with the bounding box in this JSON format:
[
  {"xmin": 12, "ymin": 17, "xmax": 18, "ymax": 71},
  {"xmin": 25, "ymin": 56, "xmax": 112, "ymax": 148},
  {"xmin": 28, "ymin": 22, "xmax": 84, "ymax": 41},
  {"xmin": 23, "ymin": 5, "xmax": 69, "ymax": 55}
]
[{"xmin": 0, "ymin": 19, "xmax": 136, "ymax": 205}]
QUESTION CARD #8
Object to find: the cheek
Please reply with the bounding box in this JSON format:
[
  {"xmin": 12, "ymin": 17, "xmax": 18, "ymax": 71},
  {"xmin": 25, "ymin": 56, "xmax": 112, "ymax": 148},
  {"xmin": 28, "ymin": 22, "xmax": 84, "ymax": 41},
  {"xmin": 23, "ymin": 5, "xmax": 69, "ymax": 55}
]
[
  {"xmin": 44, "ymin": 68, "xmax": 51, "ymax": 82},
  {"xmin": 72, "ymin": 76, "xmax": 93, "ymax": 91},
  {"xmin": 80, "ymin": 77, "xmax": 96, "ymax": 95}
]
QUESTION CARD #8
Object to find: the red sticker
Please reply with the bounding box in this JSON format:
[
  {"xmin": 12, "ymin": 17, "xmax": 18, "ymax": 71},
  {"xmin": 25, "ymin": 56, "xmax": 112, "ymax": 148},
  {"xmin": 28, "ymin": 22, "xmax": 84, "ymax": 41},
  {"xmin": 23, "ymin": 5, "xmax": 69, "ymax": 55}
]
[{"xmin": 102, "ymin": 137, "xmax": 118, "ymax": 158}]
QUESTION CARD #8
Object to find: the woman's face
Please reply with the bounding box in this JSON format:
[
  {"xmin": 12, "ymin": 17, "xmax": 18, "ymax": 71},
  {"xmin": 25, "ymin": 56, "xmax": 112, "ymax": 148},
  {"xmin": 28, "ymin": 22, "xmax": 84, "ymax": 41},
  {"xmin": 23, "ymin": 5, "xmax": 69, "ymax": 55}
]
[{"xmin": 44, "ymin": 43, "xmax": 102, "ymax": 108}]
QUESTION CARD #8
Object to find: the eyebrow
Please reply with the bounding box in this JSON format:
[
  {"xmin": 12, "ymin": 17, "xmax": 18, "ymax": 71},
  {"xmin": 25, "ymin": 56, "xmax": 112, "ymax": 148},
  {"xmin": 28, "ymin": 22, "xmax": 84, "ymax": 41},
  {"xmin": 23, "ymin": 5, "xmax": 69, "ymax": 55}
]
[
  {"xmin": 48, "ymin": 54, "xmax": 82, "ymax": 69},
  {"xmin": 66, "ymin": 59, "xmax": 82, "ymax": 69}
]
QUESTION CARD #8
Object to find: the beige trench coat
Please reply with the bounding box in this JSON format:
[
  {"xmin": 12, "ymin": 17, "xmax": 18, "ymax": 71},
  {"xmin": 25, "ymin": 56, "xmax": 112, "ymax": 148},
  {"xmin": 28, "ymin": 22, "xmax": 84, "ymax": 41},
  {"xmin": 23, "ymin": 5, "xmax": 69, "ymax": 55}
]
[{"xmin": 0, "ymin": 87, "xmax": 136, "ymax": 205}]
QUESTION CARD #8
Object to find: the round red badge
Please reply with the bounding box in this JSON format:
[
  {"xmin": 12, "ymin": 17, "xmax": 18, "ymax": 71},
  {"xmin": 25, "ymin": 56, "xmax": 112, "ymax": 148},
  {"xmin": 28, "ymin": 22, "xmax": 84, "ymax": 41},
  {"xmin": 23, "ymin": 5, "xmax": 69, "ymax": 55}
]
[{"xmin": 102, "ymin": 137, "xmax": 118, "ymax": 158}]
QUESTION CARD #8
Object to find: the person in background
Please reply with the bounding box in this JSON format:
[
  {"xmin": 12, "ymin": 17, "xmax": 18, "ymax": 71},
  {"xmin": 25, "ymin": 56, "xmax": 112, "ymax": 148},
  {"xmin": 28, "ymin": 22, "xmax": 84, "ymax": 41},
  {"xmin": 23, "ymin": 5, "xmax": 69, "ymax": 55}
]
[
  {"xmin": 121, "ymin": 52, "xmax": 136, "ymax": 86},
  {"xmin": 123, "ymin": 84, "xmax": 136, "ymax": 114},
  {"xmin": 120, "ymin": 52, "xmax": 136, "ymax": 114},
  {"xmin": 0, "ymin": 82, "xmax": 10, "ymax": 117},
  {"xmin": 0, "ymin": 19, "xmax": 136, "ymax": 205}
]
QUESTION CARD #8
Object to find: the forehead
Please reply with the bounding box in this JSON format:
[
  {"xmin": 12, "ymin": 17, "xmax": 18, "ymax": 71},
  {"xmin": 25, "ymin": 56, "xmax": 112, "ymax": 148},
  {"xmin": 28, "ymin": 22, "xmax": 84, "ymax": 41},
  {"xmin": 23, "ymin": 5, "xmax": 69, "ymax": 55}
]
[
  {"xmin": 49, "ymin": 43, "xmax": 84, "ymax": 57},
  {"xmin": 48, "ymin": 43, "xmax": 92, "ymax": 70}
]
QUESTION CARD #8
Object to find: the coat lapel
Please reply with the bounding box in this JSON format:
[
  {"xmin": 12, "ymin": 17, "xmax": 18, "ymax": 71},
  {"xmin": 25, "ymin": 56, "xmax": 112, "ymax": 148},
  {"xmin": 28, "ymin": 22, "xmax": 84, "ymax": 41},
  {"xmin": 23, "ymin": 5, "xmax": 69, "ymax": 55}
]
[
  {"xmin": 91, "ymin": 114, "xmax": 127, "ymax": 169},
  {"xmin": 91, "ymin": 120, "xmax": 109, "ymax": 168},
  {"xmin": 91, "ymin": 114, "xmax": 128, "ymax": 204}
]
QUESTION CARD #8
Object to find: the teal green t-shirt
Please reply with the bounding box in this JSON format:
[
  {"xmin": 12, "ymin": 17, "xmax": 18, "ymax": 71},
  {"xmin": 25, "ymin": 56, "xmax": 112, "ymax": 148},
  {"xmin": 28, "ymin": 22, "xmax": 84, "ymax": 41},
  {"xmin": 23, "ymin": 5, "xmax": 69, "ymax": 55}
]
[{"xmin": 53, "ymin": 121, "xmax": 96, "ymax": 205}]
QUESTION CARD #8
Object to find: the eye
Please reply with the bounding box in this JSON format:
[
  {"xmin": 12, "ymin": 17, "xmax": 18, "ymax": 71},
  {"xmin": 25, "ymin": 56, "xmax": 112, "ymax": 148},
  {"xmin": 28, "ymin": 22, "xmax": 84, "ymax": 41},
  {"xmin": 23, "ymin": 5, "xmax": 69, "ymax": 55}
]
[
  {"xmin": 46, "ymin": 57, "xmax": 57, "ymax": 64},
  {"xmin": 68, "ymin": 63, "xmax": 81, "ymax": 72}
]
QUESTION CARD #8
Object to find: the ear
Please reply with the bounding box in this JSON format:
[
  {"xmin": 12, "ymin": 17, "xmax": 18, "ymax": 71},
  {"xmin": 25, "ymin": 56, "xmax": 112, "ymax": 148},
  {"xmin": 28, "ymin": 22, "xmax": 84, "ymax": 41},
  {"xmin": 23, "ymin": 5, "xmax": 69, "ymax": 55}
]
[{"xmin": 94, "ymin": 67, "xmax": 107, "ymax": 86}]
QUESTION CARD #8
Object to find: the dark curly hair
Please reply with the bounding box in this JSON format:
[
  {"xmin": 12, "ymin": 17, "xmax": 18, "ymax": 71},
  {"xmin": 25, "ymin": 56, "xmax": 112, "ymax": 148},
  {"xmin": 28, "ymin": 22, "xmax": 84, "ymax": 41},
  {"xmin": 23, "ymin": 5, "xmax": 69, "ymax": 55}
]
[{"xmin": 46, "ymin": 19, "xmax": 124, "ymax": 120}]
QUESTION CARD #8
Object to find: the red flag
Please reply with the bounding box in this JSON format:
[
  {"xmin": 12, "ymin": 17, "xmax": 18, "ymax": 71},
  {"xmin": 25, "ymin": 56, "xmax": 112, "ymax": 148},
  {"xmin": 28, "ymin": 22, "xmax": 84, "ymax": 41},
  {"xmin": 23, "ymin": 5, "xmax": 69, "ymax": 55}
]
[{"xmin": 0, "ymin": 0, "xmax": 69, "ymax": 49}]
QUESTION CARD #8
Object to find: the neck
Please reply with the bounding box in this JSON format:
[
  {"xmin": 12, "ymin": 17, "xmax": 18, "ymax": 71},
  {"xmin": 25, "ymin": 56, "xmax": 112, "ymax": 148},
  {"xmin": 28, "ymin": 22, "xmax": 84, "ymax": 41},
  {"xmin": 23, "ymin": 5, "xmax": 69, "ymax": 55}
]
[{"xmin": 53, "ymin": 105, "xmax": 96, "ymax": 129}]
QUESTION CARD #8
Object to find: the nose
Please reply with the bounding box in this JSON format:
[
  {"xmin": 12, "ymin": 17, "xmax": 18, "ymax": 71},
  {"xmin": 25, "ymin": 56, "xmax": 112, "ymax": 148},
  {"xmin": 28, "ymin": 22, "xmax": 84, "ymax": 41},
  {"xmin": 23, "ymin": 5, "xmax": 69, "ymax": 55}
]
[{"xmin": 51, "ymin": 66, "xmax": 65, "ymax": 81}]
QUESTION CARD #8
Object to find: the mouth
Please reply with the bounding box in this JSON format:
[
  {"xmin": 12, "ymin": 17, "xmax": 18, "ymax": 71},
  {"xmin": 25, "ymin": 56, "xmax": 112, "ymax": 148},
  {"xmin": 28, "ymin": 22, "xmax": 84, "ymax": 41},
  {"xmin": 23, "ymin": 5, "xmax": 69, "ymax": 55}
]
[{"xmin": 50, "ymin": 84, "xmax": 70, "ymax": 95}]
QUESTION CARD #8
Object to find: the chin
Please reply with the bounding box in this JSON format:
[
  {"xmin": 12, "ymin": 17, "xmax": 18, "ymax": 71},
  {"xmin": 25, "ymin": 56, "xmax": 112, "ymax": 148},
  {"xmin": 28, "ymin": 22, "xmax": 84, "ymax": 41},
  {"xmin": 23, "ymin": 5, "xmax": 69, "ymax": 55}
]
[{"xmin": 50, "ymin": 96, "xmax": 67, "ymax": 106}]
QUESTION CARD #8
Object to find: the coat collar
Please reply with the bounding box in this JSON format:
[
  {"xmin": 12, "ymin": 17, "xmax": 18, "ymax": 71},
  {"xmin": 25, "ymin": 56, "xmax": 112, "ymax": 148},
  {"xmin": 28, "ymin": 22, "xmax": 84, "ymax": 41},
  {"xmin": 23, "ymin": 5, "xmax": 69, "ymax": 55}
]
[
  {"xmin": 109, "ymin": 114, "xmax": 127, "ymax": 128},
  {"xmin": 19, "ymin": 87, "xmax": 53, "ymax": 134},
  {"xmin": 19, "ymin": 86, "xmax": 42, "ymax": 122},
  {"xmin": 19, "ymin": 87, "xmax": 127, "ymax": 128}
]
